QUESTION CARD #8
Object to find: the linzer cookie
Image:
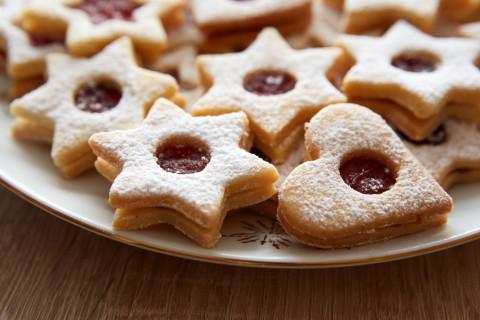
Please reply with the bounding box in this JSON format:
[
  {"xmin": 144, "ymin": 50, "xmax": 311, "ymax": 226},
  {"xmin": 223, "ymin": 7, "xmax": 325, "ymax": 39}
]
[
  {"xmin": 286, "ymin": 0, "xmax": 342, "ymax": 49},
  {"xmin": 0, "ymin": 11, "xmax": 65, "ymax": 80},
  {"xmin": 191, "ymin": 0, "xmax": 311, "ymax": 36},
  {"xmin": 21, "ymin": 0, "xmax": 185, "ymax": 62},
  {"xmin": 401, "ymin": 119, "xmax": 480, "ymax": 190},
  {"xmin": 278, "ymin": 103, "xmax": 452, "ymax": 248},
  {"xmin": 248, "ymin": 137, "xmax": 305, "ymax": 218},
  {"xmin": 192, "ymin": 27, "xmax": 346, "ymax": 163},
  {"xmin": 10, "ymin": 37, "xmax": 178, "ymax": 178},
  {"xmin": 88, "ymin": 98, "xmax": 279, "ymax": 248},
  {"xmin": 146, "ymin": 44, "xmax": 202, "ymax": 111},
  {"xmin": 341, "ymin": 0, "xmax": 440, "ymax": 34},
  {"xmin": 349, "ymin": 98, "xmax": 480, "ymax": 141},
  {"xmin": 336, "ymin": 20, "xmax": 480, "ymax": 120}
]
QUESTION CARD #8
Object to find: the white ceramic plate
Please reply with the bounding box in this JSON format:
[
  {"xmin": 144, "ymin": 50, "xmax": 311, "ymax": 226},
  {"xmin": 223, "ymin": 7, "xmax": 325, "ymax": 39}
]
[{"xmin": 1, "ymin": 74, "xmax": 480, "ymax": 268}]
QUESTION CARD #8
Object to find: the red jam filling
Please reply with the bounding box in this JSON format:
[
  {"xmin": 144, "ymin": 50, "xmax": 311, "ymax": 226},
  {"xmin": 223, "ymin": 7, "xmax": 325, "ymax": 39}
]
[
  {"xmin": 74, "ymin": 0, "xmax": 139, "ymax": 24},
  {"xmin": 28, "ymin": 32, "xmax": 63, "ymax": 47},
  {"xmin": 340, "ymin": 158, "xmax": 396, "ymax": 194},
  {"xmin": 400, "ymin": 124, "xmax": 447, "ymax": 146},
  {"xmin": 391, "ymin": 52, "xmax": 438, "ymax": 72},
  {"xmin": 0, "ymin": 48, "xmax": 6, "ymax": 60},
  {"xmin": 244, "ymin": 71, "xmax": 296, "ymax": 96},
  {"xmin": 74, "ymin": 81, "xmax": 122, "ymax": 113},
  {"xmin": 156, "ymin": 144, "xmax": 210, "ymax": 174}
]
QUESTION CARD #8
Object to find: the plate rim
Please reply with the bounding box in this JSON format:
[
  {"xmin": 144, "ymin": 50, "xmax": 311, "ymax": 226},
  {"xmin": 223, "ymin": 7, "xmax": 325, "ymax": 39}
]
[{"xmin": 2, "ymin": 175, "xmax": 479, "ymax": 268}]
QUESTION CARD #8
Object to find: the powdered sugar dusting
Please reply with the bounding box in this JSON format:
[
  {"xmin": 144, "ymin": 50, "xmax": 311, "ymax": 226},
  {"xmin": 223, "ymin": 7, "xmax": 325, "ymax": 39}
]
[
  {"xmin": 335, "ymin": 20, "xmax": 480, "ymax": 119},
  {"xmin": 193, "ymin": 27, "xmax": 346, "ymax": 147},
  {"xmin": 89, "ymin": 99, "xmax": 278, "ymax": 228},
  {"xmin": 279, "ymin": 103, "xmax": 452, "ymax": 235},
  {"xmin": 10, "ymin": 37, "xmax": 177, "ymax": 166},
  {"xmin": 403, "ymin": 119, "xmax": 480, "ymax": 183}
]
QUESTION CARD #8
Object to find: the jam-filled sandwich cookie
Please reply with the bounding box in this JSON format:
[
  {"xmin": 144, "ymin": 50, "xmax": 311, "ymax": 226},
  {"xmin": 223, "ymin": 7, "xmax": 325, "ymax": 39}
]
[
  {"xmin": 0, "ymin": 9, "xmax": 65, "ymax": 99},
  {"xmin": 146, "ymin": 44, "xmax": 202, "ymax": 111},
  {"xmin": 278, "ymin": 103, "xmax": 452, "ymax": 248},
  {"xmin": 88, "ymin": 98, "xmax": 279, "ymax": 248},
  {"xmin": 21, "ymin": 0, "xmax": 185, "ymax": 62},
  {"xmin": 192, "ymin": 27, "xmax": 346, "ymax": 163},
  {"xmin": 349, "ymin": 97, "xmax": 480, "ymax": 142},
  {"xmin": 247, "ymin": 138, "xmax": 305, "ymax": 218},
  {"xmin": 0, "ymin": 9, "xmax": 65, "ymax": 80},
  {"xmin": 191, "ymin": 0, "xmax": 311, "ymax": 36},
  {"xmin": 335, "ymin": 20, "xmax": 480, "ymax": 120},
  {"xmin": 341, "ymin": 0, "xmax": 440, "ymax": 34},
  {"xmin": 10, "ymin": 37, "xmax": 178, "ymax": 178},
  {"xmin": 401, "ymin": 119, "xmax": 480, "ymax": 190},
  {"xmin": 287, "ymin": 0, "xmax": 341, "ymax": 49}
]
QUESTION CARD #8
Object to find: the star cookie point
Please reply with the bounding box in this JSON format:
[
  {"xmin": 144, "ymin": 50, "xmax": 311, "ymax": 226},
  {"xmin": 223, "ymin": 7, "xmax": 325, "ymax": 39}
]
[
  {"xmin": 89, "ymin": 98, "xmax": 279, "ymax": 248},
  {"xmin": 192, "ymin": 27, "xmax": 346, "ymax": 163},
  {"xmin": 10, "ymin": 36, "xmax": 178, "ymax": 178}
]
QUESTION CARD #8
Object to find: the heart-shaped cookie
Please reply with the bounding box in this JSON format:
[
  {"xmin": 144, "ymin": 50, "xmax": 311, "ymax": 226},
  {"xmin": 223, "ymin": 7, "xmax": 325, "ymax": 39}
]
[{"xmin": 277, "ymin": 103, "xmax": 452, "ymax": 248}]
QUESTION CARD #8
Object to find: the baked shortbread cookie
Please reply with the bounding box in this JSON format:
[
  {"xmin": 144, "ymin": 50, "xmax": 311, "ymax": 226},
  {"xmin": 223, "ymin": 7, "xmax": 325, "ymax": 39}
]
[
  {"xmin": 278, "ymin": 103, "xmax": 452, "ymax": 248},
  {"xmin": 10, "ymin": 37, "xmax": 178, "ymax": 178},
  {"xmin": 401, "ymin": 119, "xmax": 480, "ymax": 190},
  {"xmin": 349, "ymin": 97, "xmax": 480, "ymax": 141},
  {"xmin": 146, "ymin": 44, "xmax": 202, "ymax": 111},
  {"xmin": 88, "ymin": 98, "xmax": 279, "ymax": 248},
  {"xmin": 341, "ymin": 0, "xmax": 440, "ymax": 34},
  {"xmin": 21, "ymin": 0, "xmax": 185, "ymax": 62},
  {"xmin": 191, "ymin": 0, "xmax": 312, "ymax": 36},
  {"xmin": 0, "ymin": 10, "xmax": 65, "ymax": 80},
  {"xmin": 248, "ymin": 137, "xmax": 305, "ymax": 218},
  {"xmin": 192, "ymin": 27, "xmax": 346, "ymax": 163},
  {"xmin": 287, "ymin": 0, "xmax": 342, "ymax": 49},
  {"xmin": 336, "ymin": 20, "xmax": 480, "ymax": 119}
]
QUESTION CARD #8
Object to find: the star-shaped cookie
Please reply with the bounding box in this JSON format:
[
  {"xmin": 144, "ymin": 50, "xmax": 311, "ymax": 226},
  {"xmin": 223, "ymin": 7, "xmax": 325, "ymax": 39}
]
[
  {"xmin": 88, "ymin": 98, "xmax": 279, "ymax": 248},
  {"xmin": 192, "ymin": 27, "xmax": 346, "ymax": 161},
  {"xmin": 341, "ymin": 0, "xmax": 440, "ymax": 34},
  {"xmin": 401, "ymin": 119, "xmax": 480, "ymax": 189},
  {"xmin": 0, "ymin": 10, "xmax": 65, "ymax": 79},
  {"xmin": 10, "ymin": 36, "xmax": 178, "ymax": 178},
  {"xmin": 21, "ymin": 0, "xmax": 185, "ymax": 62},
  {"xmin": 335, "ymin": 20, "xmax": 480, "ymax": 119},
  {"xmin": 191, "ymin": 0, "xmax": 311, "ymax": 35}
]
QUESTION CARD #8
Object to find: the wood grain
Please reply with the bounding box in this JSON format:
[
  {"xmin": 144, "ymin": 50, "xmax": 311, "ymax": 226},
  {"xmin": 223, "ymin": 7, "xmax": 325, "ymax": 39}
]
[{"xmin": 1, "ymin": 184, "xmax": 479, "ymax": 319}]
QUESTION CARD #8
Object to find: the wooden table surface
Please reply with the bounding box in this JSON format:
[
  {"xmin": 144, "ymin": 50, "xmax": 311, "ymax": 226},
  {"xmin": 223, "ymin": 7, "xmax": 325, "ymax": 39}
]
[{"xmin": 1, "ymin": 184, "xmax": 479, "ymax": 319}]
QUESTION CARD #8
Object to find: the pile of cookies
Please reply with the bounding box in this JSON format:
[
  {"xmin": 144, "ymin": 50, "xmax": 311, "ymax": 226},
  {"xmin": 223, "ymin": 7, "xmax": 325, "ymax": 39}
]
[{"xmin": 2, "ymin": 0, "xmax": 480, "ymax": 249}]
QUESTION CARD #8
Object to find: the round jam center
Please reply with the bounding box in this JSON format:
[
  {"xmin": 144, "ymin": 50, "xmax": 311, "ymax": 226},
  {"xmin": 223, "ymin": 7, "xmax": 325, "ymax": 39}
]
[
  {"xmin": 74, "ymin": 81, "xmax": 122, "ymax": 113},
  {"xmin": 340, "ymin": 158, "xmax": 396, "ymax": 194},
  {"xmin": 156, "ymin": 144, "xmax": 210, "ymax": 174},
  {"xmin": 243, "ymin": 71, "xmax": 296, "ymax": 96},
  {"xmin": 391, "ymin": 52, "xmax": 438, "ymax": 72},
  {"xmin": 75, "ymin": 0, "xmax": 139, "ymax": 24},
  {"xmin": 29, "ymin": 32, "xmax": 63, "ymax": 47}
]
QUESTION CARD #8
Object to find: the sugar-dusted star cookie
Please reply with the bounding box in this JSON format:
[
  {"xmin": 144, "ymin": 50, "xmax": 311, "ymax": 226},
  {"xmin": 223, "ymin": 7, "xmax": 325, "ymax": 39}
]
[
  {"xmin": 192, "ymin": 27, "xmax": 346, "ymax": 163},
  {"xmin": 10, "ymin": 37, "xmax": 178, "ymax": 178},
  {"xmin": 286, "ymin": 0, "xmax": 342, "ymax": 49},
  {"xmin": 21, "ymin": 0, "xmax": 185, "ymax": 62},
  {"xmin": 146, "ymin": 44, "xmax": 202, "ymax": 111},
  {"xmin": 0, "ymin": 10, "xmax": 65, "ymax": 80},
  {"xmin": 278, "ymin": 103, "xmax": 452, "ymax": 248},
  {"xmin": 335, "ymin": 20, "xmax": 480, "ymax": 119},
  {"xmin": 88, "ymin": 98, "xmax": 279, "ymax": 248},
  {"xmin": 401, "ymin": 119, "xmax": 480, "ymax": 190},
  {"xmin": 349, "ymin": 97, "xmax": 480, "ymax": 141},
  {"xmin": 191, "ymin": 0, "xmax": 312, "ymax": 36},
  {"xmin": 341, "ymin": 0, "xmax": 440, "ymax": 34}
]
